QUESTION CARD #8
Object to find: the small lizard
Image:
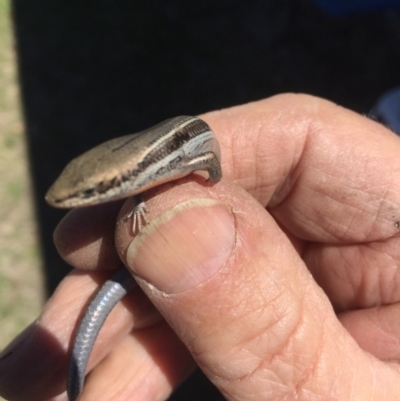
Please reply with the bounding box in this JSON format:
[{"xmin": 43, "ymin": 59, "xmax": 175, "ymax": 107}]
[{"xmin": 45, "ymin": 115, "xmax": 222, "ymax": 401}]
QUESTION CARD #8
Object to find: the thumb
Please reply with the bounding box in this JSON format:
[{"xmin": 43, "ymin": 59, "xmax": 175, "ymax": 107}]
[{"xmin": 119, "ymin": 179, "xmax": 399, "ymax": 401}]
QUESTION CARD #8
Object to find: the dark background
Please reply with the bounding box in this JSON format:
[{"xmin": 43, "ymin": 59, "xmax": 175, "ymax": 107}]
[{"xmin": 12, "ymin": 0, "xmax": 400, "ymax": 399}]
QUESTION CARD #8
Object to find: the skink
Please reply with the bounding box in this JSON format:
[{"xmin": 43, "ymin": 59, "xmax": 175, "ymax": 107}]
[{"xmin": 45, "ymin": 115, "xmax": 222, "ymax": 401}]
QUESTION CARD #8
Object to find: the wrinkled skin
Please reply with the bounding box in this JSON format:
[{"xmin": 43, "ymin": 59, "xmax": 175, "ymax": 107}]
[{"xmin": 1, "ymin": 94, "xmax": 400, "ymax": 401}]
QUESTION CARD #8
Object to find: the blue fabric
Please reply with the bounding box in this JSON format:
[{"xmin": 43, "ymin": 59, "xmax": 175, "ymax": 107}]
[
  {"xmin": 370, "ymin": 87, "xmax": 400, "ymax": 136},
  {"xmin": 313, "ymin": 0, "xmax": 400, "ymax": 15}
]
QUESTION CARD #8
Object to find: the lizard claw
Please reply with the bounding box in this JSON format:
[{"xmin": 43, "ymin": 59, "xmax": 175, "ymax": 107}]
[{"xmin": 127, "ymin": 200, "xmax": 149, "ymax": 233}]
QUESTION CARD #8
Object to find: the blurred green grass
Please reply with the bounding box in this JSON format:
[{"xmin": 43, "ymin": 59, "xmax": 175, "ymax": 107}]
[{"xmin": 0, "ymin": 0, "xmax": 43, "ymax": 364}]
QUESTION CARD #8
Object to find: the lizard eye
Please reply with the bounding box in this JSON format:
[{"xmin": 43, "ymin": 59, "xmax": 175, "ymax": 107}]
[{"xmin": 81, "ymin": 188, "xmax": 95, "ymax": 198}]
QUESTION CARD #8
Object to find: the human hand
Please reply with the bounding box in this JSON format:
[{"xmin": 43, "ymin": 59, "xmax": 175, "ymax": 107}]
[{"xmin": 1, "ymin": 94, "xmax": 400, "ymax": 400}]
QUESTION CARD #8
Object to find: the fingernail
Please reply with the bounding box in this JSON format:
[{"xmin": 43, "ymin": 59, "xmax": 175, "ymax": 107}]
[
  {"xmin": 0, "ymin": 321, "xmax": 65, "ymax": 400},
  {"xmin": 0, "ymin": 322, "xmax": 36, "ymax": 397},
  {"xmin": 127, "ymin": 198, "xmax": 235, "ymax": 294},
  {"xmin": 0, "ymin": 322, "xmax": 35, "ymax": 362}
]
